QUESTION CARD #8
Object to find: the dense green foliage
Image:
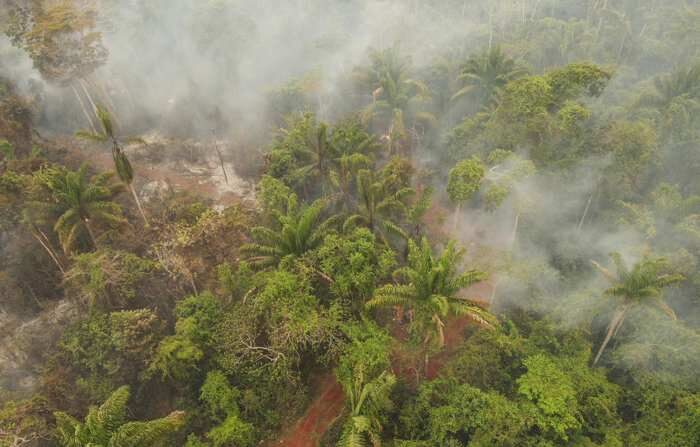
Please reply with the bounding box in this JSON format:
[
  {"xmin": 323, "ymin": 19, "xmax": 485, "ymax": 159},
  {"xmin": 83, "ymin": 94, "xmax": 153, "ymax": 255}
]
[{"xmin": 2, "ymin": 1, "xmax": 700, "ymax": 446}]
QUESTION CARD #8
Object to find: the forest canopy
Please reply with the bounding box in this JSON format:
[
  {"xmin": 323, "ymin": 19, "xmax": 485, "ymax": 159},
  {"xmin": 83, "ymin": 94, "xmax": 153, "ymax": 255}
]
[{"xmin": 1, "ymin": 0, "xmax": 700, "ymax": 446}]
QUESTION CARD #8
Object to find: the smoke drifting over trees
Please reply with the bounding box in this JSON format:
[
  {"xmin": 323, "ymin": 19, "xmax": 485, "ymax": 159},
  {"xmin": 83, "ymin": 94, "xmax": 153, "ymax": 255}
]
[{"xmin": 1, "ymin": 0, "xmax": 700, "ymax": 446}]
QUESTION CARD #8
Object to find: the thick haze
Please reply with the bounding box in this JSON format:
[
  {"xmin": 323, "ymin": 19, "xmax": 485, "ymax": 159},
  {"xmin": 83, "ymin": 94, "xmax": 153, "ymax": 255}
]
[{"xmin": 3, "ymin": 0, "xmax": 492, "ymax": 136}]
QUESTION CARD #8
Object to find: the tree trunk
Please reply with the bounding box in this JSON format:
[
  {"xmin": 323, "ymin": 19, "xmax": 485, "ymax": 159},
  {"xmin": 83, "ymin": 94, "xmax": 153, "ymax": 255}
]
[
  {"xmin": 83, "ymin": 218, "xmax": 98, "ymax": 249},
  {"xmin": 452, "ymin": 203, "xmax": 462, "ymax": 233},
  {"xmin": 488, "ymin": 7, "xmax": 494, "ymax": 51},
  {"xmin": 424, "ymin": 351, "xmax": 430, "ymax": 379},
  {"xmin": 72, "ymin": 83, "xmax": 97, "ymax": 132},
  {"xmin": 586, "ymin": 0, "xmax": 593, "ymax": 25},
  {"xmin": 489, "ymin": 280, "xmax": 499, "ymax": 308},
  {"xmin": 530, "ymin": 0, "xmax": 542, "ymax": 21},
  {"xmin": 213, "ymin": 140, "xmax": 229, "ymax": 185},
  {"xmin": 128, "ymin": 183, "xmax": 149, "ymax": 226},
  {"xmin": 578, "ymin": 191, "xmax": 594, "ymax": 232},
  {"xmin": 616, "ymin": 33, "xmax": 627, "ymax": 64},
  {"xmin": 189, "ymin": 273, "xmax": 199, "ymax": 297},
  {"xmin": 593, "ymin": 305, "xmax": 629, "ymax": 365},
  {"xmin": 23, "ymin": 282, "xmax": 43, "ymax": 309},
  {"xmin": 491, "ymin": 212, "xmax": 520, "ymax": 310},
  {"xmin": 79, "ymin": 78, "xmax": 99, "ymax": 117},
  {"xmin": 31, "ymin": 230, "xmax": 65, "ymax": 274},
  {"xmin": 595, "ymin": 18, "xmax": 603, "ymax": 46},
  {"xmin": 639, "ymin": 23, "xmax": 648, "ymax": 39},
  {"xmin": 511, "ymin": 212, "xmax": 520, "ymax": 248},
  {"xmin": 87, "ymin": 76, "xmax": 121, "ymax": 129}
]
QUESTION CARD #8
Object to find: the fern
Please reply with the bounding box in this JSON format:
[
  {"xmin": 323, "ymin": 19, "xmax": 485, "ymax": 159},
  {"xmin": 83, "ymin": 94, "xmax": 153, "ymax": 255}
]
[
  {"xmin": 54, "ymin": 387, "xmax": 185, "ymax": 447},
  {"xmin": 108, "ymin": 411, "xmax": 185, "ymax": 447}
]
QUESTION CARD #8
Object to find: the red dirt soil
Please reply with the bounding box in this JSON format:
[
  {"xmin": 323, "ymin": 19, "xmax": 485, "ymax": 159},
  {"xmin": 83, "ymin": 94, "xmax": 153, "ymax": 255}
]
[
  {"xmin": 60, "ymin": 136, "xmax": 248, "ymax": 208},
  {"xmin": 272, "ymin": 279, "xmax": 496, "ymax": 446},
  {"xmin": 270, "ymin": 375, "xmax": 345, "ymax": 447}
]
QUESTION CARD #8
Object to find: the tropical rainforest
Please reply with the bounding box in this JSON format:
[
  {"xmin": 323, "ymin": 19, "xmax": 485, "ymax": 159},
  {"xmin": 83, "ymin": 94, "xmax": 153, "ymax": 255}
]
[{"xmin": 1, "ymin": 0, "xmax": 700, "ymax": 446}]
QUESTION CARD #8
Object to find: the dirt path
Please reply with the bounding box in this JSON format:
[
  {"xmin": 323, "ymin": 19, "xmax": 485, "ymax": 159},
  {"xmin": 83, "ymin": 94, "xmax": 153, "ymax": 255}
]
[
  {"xmin": 270, "ymin": 375, "xmax": 345, "ymax": 447},
  {"xmin": 270, "ymin": 280, "xmax": 495, "ymax": 445}
]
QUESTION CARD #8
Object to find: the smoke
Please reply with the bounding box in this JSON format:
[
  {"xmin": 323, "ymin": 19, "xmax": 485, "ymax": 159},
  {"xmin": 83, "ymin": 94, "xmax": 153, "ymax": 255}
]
[
  {"xmin": 69, "ymin": 1, "xmax": 462, "ymax": 135},
  {"xmin": 1, "ymin": 0, "xmax": 699, "ymax": 388},
  {"xmin": 2, "ymin": 1, "xmax": 499, "ymax": 137}
]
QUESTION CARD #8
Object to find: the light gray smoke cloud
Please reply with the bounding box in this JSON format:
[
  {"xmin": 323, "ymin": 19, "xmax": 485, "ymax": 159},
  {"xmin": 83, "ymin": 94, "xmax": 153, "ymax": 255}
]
[{"xmin": 1, "ymin": 0, "xmax": 699, "ymax": 389}]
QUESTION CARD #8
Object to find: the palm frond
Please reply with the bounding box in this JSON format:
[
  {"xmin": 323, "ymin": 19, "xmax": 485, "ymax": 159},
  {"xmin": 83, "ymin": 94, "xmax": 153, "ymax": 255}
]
[
  {"xmin": 366, "ymin": 285, "xmax": 414, "ymax": 309},
  {"xmin": 108, "ymin": 411, "xmax": 184, "ymax": 446},
  {"xmin": 383, "ymin": 220, "xmax": 408, "ymax": 241},
  {"xmin": 343, "ymin": 214, "xmax": 368, "ymax": 233},
  {"xmin": 451, "ymin": 301, "xmax": 497, "ymax": 329},
  {"xmin": 76, "ymin": 130, "xmax": 108, "ymax": 142},
  {"xmin": 652, "ymin": 298, "xmax": 678, "ymax": 320},
  {"xmin": 591, "ymin": 259, "xmax": 618, "ymax": 282},
  {"xmin": 454, "ymin": 269, "xmax": 488, "ymax": 288},
  {"xmin": 96, "ymin": 106, "xmax": 115, "ymax": 139},
  {"xmin": 93, "ymin": 385, "xmax": 129, "ymax": 435}
]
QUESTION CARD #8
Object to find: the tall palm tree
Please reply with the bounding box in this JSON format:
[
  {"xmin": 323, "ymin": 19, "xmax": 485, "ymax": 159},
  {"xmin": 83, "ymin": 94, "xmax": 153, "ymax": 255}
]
[
  {"xmin": 332, "ymin": 147, "xmax": 374, "ymax": 209},
  {"xmin": 590, "ymin": 253, "xmax": 684, "ymax": 365},
  {"xmin": 639, "ymin": 63, "xmax": 700, "ymax": 141},
  {"xmin": 293, "ymin": 121, "xmax": 334, "ymax": 195},
  {"xmin": 405, "ymin": 186, "xmax": 433, "ymax": 243},
  {"xmin": 357, "ymin": 46, "xmax": 435, "ymax": 151},
  {"xmin": 427, "ymin": 48, "xmax": 467, "ymax": 117},
  {"xmin": 329, "ymin": 121, "xmax": 379, "ymax": 207},
  {"xmin": 366, "ymin": 238, "xmax": 496, "ymax": 365},
  {"xmin": 78, "ymin": 106, "xmax": 149, "ymax": 225},
  {"xmin": 337, "ymin": 370, "xmax": 396, "ymax": 447},
  {"xmin": 54, "ymin": 386, "xmax": 184, "ymax": 447},
  {"xmin": 39, "ymin": 163, "xmax": 125, "ymax": 254},
  {"xmin": 360, "ymin": 46, "xmax": 420, "ymax": 112},
  {"xmin": 642, "ymin": 63, "xmax": 700, "ymax": 110},
  {"xmin": 452, "ymin": 46, "xmax": 527, "ymax": 106},
  {"xmin": 343, "ymin": 169, "xmax": 413, "ymax": 246},
  {"xmin": 242, "ymin": 195, "xmax": 338, "ymax": 269},
  {"xmin": 284, "ymin": 116, "xmax": 378, "ymax": 200}
]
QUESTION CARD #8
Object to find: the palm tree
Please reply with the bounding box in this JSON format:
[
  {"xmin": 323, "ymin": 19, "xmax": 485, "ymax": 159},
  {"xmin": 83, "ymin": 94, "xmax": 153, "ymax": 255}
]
[
  {"xmin": 405, "ymin": 186, "xmax": 433, "ymax": 243},
  {"xmin": 39, "ymin": 163, "xmax": 125, "ymax": 254},
  {"xmin": 292, "ymin": 121, "xmax": 332, "ymax": 193},
  {"xmin": 642, "ymin": 63, "xmax": 700, "ymax": 110},
  {"xmin": 332, "ymin": 148, "xmax": 373, "ymax": 209},
  {"xmin": 427, "ymin": 48, "xmax": 467, "ymax": 117},
  {"xmin": 54, "ymin": 386, "xmax": 184, "ymax": 447},
  {"xmin": 280, "ymin": 116, "xmax": 378, "ymax": 201},
  {"xmin": 452, "ymin": 46, "xmax": 527, "ymax": 106},
  {"xmin": 357, "ymin": 46, "xmax": 435, "ymax": 152},
  {"xmin": 366, "ymin": 238, "xmax": 496, "ymax": 366},
  {"xmin": 242, "ymin": 195, "xmax": 338, "ymax": 269},
  {"xmin": 343, "ymin": 169, "xmax": 413, "ymax": 246},
  {"xmin": 330, "ymin": 121, "xmax": 379, "ymax": 207},
  {"xmin": 590, "ymin": 253, "xmax": 684, "ymax": 365},
  {"xmin": 639, "ymin": 63, "xmax": 700, "ymax": 141},
  {"xmin": 78, "ymin": 106, "xmax": 149, "ymax": 225},
  {"xmin": 292, "ymin": 121, "xmax": 353, "ymax": 198},
  {"xmin": 337, "ymin": 370, "xmax": 396, "ymax": 447}
]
